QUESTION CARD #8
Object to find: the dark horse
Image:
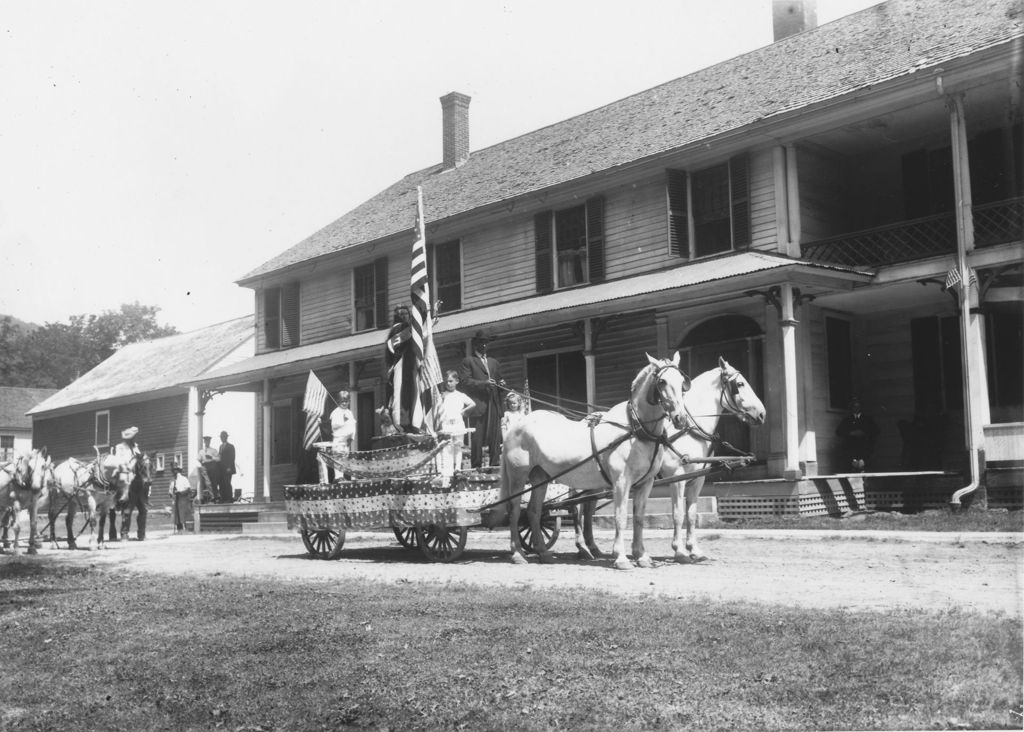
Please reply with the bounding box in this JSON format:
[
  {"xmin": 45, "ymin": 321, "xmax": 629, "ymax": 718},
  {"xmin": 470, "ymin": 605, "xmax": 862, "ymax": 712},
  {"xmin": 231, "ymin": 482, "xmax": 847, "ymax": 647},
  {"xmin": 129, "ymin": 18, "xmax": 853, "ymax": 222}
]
[{"xmin": 111, "ymin": 452, "xmax": 153, "ymax": 541}]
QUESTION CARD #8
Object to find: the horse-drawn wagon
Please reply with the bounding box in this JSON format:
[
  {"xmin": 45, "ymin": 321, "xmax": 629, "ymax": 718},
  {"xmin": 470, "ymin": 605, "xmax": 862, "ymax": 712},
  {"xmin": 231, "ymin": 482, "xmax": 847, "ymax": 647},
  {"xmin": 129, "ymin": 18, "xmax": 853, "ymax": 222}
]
[{"xmin": 284, "ymin": 354, "xmax": 766, "ymax": 568}]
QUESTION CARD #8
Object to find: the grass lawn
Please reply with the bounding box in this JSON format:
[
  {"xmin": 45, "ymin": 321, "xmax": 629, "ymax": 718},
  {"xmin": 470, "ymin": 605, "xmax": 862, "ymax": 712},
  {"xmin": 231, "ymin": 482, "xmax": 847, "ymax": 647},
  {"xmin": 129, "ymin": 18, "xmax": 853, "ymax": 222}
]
[{"xmin": 1, "ymin": 562, "xmax": 1020, "ymax": 731}]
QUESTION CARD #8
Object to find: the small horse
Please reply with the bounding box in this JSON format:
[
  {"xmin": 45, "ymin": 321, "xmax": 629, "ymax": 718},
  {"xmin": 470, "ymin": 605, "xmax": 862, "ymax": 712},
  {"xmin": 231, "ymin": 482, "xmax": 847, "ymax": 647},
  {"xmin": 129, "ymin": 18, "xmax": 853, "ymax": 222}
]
[
  {"xmin": 663, "ymin": 358, "xmax": 766, "ymax": 563},
  {"xmin": 0, "ymin": 448, "xmax": 52, "ymax": 555},
  {"xmin": 499, "ymin": 353, "xmax": 691, "ymax": 569},
  {"xmin": 116, "ymin": 452, "xmax": 153, "ymax": 541}
]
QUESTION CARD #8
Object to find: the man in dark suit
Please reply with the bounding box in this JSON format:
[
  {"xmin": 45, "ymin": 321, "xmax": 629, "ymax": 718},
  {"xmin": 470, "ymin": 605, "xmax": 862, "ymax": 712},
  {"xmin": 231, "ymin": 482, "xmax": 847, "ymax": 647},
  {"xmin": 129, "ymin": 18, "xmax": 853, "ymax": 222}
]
[
  {"xmin": 835, "ymin": 397, "xmax": 880, "ymax": 472},
  {"xmin": 458, "ymin": 331, "xmax": 505, "ymax": 468},
  {"xmin": 217, "ymin": 431, "xmax": 237, "ymax": 503}
]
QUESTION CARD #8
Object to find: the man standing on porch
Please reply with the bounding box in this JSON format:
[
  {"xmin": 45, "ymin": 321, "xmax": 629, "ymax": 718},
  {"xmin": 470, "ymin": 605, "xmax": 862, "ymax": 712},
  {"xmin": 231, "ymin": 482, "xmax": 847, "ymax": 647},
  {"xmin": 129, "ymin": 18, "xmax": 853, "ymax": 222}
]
[
  {"xmin": 458, "ymin": 331, "xmax": 505, "ymax": 468},
  {"xmin": 836, "ymin": 397, "xmax": 880, "ymax": 472}
]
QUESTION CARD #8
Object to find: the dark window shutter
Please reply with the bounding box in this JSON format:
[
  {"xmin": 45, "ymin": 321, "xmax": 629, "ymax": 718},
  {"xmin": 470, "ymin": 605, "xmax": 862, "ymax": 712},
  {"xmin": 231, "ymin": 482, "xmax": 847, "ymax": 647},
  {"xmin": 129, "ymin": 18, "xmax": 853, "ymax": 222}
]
[
  {"xmin": 263, "ymin": 287, "xmax": 281, "ymax": 350},
  {"xmin": 667, "ymin": 169, "xmax": 689, "ymax": 257},
  {"xmin": 374, "ymin": 257, "xmax": 388, "ymax": 329},
  {"xmin": 586, "ymin": 195, "xmax": 606, "ymax": 283},
  {"xmin": 534, "ymin": 212, "xmax": 553, "ymax": 293},
  {"xmin": 730, "ymin": 154, "xmax": 751, "ymax": 249},
  {"xmin": 281, "ymin": 282, "xmax": 300, "ymax": 348}
]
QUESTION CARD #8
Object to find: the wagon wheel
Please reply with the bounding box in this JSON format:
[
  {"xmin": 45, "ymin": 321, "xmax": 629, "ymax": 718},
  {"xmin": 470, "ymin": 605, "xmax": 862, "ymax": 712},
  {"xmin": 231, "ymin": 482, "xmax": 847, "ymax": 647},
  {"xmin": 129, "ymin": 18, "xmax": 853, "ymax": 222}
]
[
  {"xmin": 301, "ymin": 527, "xmax": 345, "ymax": 560},
  {"xmin": 392, "ymin": 526, "xmax": 419, "ymax": 549},
  {"xmin": 415, "ymin": 524, "xmax": 467, "ymax": 563},
  {"xmin": 518, "ymin": 512, "xmax": 560, "ymax": 555}
]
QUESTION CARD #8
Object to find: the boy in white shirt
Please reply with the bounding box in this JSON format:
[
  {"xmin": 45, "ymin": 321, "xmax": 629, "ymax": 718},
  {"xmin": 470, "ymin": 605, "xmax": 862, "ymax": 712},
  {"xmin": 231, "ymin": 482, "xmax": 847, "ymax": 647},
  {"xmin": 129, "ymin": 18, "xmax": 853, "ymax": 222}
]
[
  {"xmin": 168, "ymin": 465, "xmax": 193, "ymax": 533},
  {"xmin": 434, "ymin": 370, "xmax": 475, "ymax": 477}
]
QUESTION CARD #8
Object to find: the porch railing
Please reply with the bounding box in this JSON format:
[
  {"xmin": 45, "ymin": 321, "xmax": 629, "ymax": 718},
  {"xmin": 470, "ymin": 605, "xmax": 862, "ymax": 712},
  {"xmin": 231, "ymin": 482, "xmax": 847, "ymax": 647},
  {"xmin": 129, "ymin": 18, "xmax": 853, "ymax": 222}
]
[{"xmin": 802, "ymin": 196, "xmax": 1023, "ymax": 268}]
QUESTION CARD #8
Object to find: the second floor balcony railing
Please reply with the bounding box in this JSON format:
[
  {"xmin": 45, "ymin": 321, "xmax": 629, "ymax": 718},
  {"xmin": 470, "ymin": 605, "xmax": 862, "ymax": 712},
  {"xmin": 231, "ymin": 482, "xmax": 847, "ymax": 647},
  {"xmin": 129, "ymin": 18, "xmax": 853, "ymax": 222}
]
[{"xmin": 802, "ymin": 197, "xmax": 1023, "ymax": 268}]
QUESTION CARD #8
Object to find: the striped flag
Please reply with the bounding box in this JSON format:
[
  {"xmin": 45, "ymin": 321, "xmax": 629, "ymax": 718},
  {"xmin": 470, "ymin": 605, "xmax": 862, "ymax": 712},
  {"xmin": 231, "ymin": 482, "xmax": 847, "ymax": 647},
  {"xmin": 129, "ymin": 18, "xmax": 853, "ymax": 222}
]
[
  {"xmin": 409, "ymin": 187, "xmax": 444, "ymax": 430},
  {"xmin": 302, "ymin": 371, "xmax": 328, "ymax": 450},
  {"xmin": 944, "ymin": 264, "xmax": 978, "ymax": 292}
]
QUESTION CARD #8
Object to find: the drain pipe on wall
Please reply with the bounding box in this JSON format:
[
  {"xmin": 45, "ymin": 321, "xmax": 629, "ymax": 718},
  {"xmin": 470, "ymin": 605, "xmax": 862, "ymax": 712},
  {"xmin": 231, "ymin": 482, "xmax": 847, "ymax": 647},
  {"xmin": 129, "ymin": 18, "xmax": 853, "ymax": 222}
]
[{"xmin": 945, "ymin": 90, "xmax": 981, "ymax": 510}]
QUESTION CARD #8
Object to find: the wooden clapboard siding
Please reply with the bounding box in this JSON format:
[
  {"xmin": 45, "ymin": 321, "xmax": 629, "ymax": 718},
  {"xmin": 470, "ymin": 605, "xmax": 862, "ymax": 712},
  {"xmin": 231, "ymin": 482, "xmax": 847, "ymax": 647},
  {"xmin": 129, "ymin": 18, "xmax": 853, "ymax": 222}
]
[
  {"xmin": 797, "ymin": 144, "xmax": 848, "ymax": 243},
  {"xmin": 748, "ymin": 149, "xmax": 777, "ymax": 251},
  {"xmin": 605, "ymin": 178, "xmax": 673, "ymax": 276},
  {"xmin": 461, "ymin": 218, "xmax": 536, "ymax": 308},
  {"xmin": 594, "ymin": 311, "xmax": 658, "ymax": 410},
  {"xmin": 301, "ymin": 270, "xmax": 350, "ymax": 343}
]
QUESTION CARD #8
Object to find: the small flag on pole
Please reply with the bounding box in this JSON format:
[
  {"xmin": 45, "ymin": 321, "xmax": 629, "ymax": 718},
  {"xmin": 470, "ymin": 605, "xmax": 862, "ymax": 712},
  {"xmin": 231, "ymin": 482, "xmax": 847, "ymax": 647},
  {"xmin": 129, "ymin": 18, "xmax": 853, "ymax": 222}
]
[
  {"xmin": 944, "ymin": 264, "xmax": 978, "ymax": 292},
  {"xmin": 302, "ymin": 371, "xmax": 329, "ymax": 450}
]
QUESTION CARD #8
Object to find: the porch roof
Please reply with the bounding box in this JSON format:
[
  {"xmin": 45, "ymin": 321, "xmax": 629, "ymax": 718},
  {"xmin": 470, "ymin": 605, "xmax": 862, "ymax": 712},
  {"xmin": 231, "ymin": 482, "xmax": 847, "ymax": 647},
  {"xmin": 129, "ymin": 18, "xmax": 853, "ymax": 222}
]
[{"xmin": 193, "ymin": 252, "xmax": 870, "ymax": 390}]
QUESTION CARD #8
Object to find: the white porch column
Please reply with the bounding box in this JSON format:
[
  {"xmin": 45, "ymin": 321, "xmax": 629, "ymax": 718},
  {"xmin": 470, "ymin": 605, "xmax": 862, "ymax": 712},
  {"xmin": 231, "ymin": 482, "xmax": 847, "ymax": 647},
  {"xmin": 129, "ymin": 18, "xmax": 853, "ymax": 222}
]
[
  {"xmin": 780, "ymin": 283, "xmax": 802, "ymax": 479},
  {"xmin": 188, "ymin": 386, "xmax": 202, "ymax": 533},
  {"xmin": 584, "ymin": 319, "xmax": 596, "ymax": 412},
  {"xmin": 261, "ymin": 379, "xmax": 272, "ymax": 503}
]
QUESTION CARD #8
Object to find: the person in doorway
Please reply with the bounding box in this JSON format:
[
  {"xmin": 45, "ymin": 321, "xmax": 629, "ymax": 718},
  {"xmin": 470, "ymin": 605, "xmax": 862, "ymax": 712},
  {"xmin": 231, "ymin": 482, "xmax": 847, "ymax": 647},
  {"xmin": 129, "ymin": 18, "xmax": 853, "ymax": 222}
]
[
  {"xmin": 198, "ymin": 435, "xmax": 221, "ymax": 503},
  {"xmin": 434, "ymin": 370, "xmax": 475, "ymax": 477},
  {"xmin": 836, "ymin": 397, "xmax": 880, "ymax": 472},
  {"xmin": 168, "ymin": 465, "xmax": 193, "ymax": 533},
  {"xmin": 217, "ymin": 431, "xmax": 236, "ymax": 503},
  {"xmin": 458, "ymin": 331, "xmax": 505, "ymax": 468}
]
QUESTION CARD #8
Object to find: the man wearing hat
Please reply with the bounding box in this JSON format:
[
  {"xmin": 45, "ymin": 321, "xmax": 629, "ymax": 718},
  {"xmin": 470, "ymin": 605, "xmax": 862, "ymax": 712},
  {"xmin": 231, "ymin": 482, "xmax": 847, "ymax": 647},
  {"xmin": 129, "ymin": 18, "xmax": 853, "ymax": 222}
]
[
  {"xmin": 167, "ymin": 464, "xmax": 193, "ymax": 533},
  {"xmin": 217, "ymin": 430, "xmax": 236, "ymax": 503},
  {"xmin": 198, "ymin": 435, "xmax": 221, "ymax": 503},
  {"xmin": 458, "ymin": 331, "xmax": 506, "ymax": 467},
  {"xmin": 113, "ymin": 425, "xmax": 148, "ymax": 540}
]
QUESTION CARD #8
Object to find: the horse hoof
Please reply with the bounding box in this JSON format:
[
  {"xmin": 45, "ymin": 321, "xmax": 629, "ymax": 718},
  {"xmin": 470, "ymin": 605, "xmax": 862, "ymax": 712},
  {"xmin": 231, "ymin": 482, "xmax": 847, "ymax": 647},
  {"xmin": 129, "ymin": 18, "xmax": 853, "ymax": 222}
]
[
  {"xmin": 576, "ymin": 546, "xmax": 595, "ymax": 561},
  {"xmin": 27, "ymin": 546, "xmax": 38, "ymax": 555},
  {"xmin": 636, "ymin": 556, "xmax": 654, "ymax": 569},
  {"xmin": 539, "ymin": 552, "xmax": 556, "ymax": 565},
  {"xmin": 613, "ymin": 557, "xmax": 634, "ymax": 570},
  {"xmin": 511, "ymin": 553, "xmax": 528, "ymax": 565},
  {"xmin": 588, "ymin": 545, "xmax": 604, "ymax": 559}
]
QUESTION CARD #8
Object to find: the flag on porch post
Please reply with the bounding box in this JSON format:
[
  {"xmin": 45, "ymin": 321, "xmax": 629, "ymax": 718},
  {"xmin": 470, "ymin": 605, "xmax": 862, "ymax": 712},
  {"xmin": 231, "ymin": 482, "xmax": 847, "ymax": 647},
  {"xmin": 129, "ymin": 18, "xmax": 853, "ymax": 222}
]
[
  {"xmin": 302, "ymin": 370, "xmax": 329, "ymax": 450},
  {"xmin": 409, "ymin": 186, "xmax": 444, "ymax": 431},
  {"xmin": 944, "ymin": 263, "xmax": 978, "ymax": 293}
]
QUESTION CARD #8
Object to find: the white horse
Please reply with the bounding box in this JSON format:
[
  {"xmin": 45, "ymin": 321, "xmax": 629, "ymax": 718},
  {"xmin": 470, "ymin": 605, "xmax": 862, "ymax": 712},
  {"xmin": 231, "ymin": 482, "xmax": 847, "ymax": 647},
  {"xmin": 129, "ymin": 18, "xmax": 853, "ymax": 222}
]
[
  {"xmin": 0, "ymin": 448, "xmax": 52, "ymax": 555},
  {"xmin": 498, "ymin": 353, "xmax": 691, "ymax": 570},
  {"xmin": 663, "ymin": 358, "xmax": 766, "ymax": 563},
  {"xmin": 47, "ymin": 453, "xmax": 134, "ymax": 550}
]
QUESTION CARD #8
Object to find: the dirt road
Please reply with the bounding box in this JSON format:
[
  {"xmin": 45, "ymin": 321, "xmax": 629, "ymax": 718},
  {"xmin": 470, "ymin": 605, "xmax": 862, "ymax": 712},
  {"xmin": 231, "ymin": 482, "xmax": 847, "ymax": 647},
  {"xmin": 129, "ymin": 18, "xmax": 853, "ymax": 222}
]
[{"xmin": 20, "ymin": 527, "xmax": 1022, "ymax": 616}]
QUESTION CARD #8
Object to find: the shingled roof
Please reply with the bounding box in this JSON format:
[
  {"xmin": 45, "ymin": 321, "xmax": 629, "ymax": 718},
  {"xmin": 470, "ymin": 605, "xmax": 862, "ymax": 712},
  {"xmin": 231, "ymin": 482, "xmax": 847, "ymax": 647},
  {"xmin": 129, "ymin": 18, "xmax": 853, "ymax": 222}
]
[
  {"xmin": 0, "ymin": 387, "xmax": 59, "ymax": 430},
  {"xmin": 240, "ymin": 0, "xmax": 1021, "ymax": 282},
  {"xmin": 27, "ymin": 316, "xmax": 253, "ymax": 416}
]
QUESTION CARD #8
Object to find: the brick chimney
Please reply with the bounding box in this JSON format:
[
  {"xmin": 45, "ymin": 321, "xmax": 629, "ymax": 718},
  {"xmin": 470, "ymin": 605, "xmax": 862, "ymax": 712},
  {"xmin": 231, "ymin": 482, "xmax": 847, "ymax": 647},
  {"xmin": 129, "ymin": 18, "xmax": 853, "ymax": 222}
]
[
  {"xmin": 772, "ymin": 0, "xmax": 817, "ymax": 41},
  {"xmin": 440, "ymin": 92, "xmax": 471, "ymax": 171}
]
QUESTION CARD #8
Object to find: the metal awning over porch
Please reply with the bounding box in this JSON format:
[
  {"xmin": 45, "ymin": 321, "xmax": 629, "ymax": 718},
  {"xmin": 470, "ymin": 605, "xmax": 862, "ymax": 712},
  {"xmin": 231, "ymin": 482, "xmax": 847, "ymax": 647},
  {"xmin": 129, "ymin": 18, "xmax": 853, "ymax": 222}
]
[{"xmin": 189, "ymin": 251, "xmax": 871, "ymax": 391}]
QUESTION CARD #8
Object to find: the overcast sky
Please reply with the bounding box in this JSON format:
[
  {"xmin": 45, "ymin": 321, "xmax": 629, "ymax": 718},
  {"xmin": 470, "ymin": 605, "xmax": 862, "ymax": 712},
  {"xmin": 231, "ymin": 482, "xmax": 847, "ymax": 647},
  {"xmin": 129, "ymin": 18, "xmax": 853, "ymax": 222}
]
[{"xmin": 0, "ymin": 0, "xmax": 880, "ymax": 334}]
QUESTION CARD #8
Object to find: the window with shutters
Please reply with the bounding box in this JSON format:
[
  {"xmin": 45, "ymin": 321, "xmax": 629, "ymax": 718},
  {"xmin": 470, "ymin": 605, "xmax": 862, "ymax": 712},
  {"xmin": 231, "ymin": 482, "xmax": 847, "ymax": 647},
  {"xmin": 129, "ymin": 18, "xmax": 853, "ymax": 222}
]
[
  {"xmin": 0, "ymin": 435, "xmax": 14, "ymax": 462},
  {"xmin": 667, "ymin": 154, "xmax": 750, "ymax": 259},
  {"xmin": 534, "ymin": 195, "xmax": 605, "ymax": 293},
  {"xmin": 353, "ymin": 258, "xmax": 389, "ymax": 332},
  {"xmin": 429, "ymin": 240, "xmax": 462, "ymax": 312},
  {"xmin": 262, "ymin": 283, "xmax": 300, "ymax": 350},
  {"xmin": 95, "ymin": 410, "xmax": 110, "ymax": 449}
]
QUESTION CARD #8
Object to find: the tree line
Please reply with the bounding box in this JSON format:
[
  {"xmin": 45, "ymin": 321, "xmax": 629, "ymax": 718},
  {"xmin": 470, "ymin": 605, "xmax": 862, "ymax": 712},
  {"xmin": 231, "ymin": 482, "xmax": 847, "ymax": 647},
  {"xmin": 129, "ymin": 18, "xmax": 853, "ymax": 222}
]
[{"xmin": 0, "ymin": 302, "xmax": 178, "ymax": 389}]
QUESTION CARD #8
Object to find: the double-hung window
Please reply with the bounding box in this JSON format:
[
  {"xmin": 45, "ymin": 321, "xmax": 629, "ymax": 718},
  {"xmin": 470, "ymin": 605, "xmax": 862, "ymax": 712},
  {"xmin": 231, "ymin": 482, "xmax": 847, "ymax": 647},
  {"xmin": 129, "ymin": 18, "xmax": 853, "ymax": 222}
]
[
  {"xmin": 95, "ymin": 410, "xmax": 110, "ymax": 450},
  {"xmin": 263, "ymin": 282, "xmax": 300, "ymax": 350},
  {"xmin": 667, "ymin": 154, "xmax": 750, "ymax": 258},
  {"xmin": 534, "ymin": 196, "xmax": 605, "ymax": 293},
  {"xmin": 353, "ymin": 258, "xmax": 389, "ymax": 331},
  {"xmin": 428, "ymin": 240, "xmax": 462, "ymax": 312}
]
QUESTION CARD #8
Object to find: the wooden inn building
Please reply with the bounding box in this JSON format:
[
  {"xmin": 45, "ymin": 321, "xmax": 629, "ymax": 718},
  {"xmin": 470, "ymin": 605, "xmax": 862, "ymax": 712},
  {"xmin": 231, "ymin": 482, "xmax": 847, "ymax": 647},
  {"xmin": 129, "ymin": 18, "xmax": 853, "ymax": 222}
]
[{"xmin": 188, "ymin": 0, "xmax": 1023, "ymax": 517}]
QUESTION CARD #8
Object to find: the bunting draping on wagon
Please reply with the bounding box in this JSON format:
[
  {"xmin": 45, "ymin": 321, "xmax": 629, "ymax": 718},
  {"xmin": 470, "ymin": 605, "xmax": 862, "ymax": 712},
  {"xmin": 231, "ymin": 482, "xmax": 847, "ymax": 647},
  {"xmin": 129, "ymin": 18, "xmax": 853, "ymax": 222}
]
[
  {"xmin": 283, "ymin": 473, "xmax": 500, "ymax": 532},
  {"xmin": 315, "ymin": 437, "xmax": 450, "ymax": 478}
]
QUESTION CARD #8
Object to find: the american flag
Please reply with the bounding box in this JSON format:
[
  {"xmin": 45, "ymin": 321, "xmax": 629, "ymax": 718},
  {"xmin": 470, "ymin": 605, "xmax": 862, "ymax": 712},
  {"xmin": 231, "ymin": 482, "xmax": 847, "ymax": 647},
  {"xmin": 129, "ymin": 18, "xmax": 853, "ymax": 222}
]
[
  {"xmin": 409, "ymin": 187, "xmax": 444, "ymax": 430},
  {"xmin": 302, "ymin": 371, "xmax": 329, "ymax": 450},
  {"xmin": 944, "ymin": 263, "xmax": 978, "ymax": 292}
]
